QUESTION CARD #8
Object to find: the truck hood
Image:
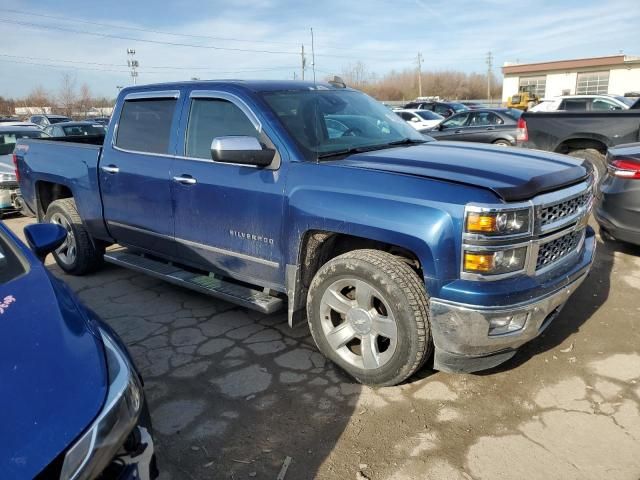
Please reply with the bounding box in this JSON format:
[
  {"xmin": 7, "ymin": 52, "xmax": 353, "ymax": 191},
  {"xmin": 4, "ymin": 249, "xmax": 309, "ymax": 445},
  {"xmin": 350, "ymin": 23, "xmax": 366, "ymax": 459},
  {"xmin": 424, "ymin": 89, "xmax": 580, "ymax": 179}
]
[
  {"xmin": 330, "ymin": 141, "xmax": 588, "ymax": 202},
  {"xmin": 0, "ymin": 265, "xmax": 107, "ymax": 478}
]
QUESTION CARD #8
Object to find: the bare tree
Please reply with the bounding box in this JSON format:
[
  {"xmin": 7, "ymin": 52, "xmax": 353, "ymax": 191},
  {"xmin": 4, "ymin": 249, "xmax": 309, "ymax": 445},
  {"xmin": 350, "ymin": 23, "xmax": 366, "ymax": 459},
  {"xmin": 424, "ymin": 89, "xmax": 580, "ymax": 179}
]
[
  {"xmin": 23, "ymin": 86, "xmax": 52, "ymax": 114},
  {"xmin": 77, "ymin": 83, "xmax": 92, "ymax": 118},
  {"xmin": 57, "ymin": 73, "xmax": 78, "ymax": 117}
]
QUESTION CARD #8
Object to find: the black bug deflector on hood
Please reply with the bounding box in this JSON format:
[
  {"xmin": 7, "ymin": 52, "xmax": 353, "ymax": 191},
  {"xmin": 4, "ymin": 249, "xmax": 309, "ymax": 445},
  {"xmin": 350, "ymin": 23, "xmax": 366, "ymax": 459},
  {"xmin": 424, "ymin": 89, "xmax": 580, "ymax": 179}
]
[{"xmin": 330, "ymin": 141, "xmax": 589, "ymax": 202}]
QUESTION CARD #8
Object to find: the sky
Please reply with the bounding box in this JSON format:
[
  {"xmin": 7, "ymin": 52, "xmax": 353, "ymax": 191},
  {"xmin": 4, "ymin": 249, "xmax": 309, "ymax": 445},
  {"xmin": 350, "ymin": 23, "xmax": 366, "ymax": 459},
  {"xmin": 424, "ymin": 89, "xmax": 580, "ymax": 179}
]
[{"xmin": 1, "ymin": 0, "xmax": 639, "ymax": 98}]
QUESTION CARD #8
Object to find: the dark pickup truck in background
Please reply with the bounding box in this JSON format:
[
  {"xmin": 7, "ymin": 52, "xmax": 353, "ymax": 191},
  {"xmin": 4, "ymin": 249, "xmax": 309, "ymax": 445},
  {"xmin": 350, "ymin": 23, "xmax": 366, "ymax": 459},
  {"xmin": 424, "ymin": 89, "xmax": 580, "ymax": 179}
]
[{"xmin": 517, "ymin": 107, "xmax": 640, "ymax": 177}]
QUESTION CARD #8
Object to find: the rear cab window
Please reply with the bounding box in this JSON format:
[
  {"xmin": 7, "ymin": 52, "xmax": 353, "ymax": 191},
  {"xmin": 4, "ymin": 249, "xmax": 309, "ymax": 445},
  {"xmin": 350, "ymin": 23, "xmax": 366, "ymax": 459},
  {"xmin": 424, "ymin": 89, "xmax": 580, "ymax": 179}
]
[{"xmin": 115, "ymin": 94, "xmax": 178, "ymax": 154}]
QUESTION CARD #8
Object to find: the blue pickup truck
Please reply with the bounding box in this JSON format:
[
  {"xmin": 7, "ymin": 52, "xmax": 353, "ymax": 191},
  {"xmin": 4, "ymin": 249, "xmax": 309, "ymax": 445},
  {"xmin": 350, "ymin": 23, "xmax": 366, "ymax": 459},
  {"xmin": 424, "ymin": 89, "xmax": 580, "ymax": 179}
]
[{"xmin": 15, "ymin": 80, "xmax": 597, "ymax": 386}]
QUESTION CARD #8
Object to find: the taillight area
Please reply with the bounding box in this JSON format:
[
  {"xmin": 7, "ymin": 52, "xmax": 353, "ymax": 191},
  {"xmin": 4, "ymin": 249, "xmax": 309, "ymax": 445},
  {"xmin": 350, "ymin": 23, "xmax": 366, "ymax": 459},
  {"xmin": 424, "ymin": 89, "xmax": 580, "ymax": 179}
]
[
  {"xmin": 516, "ymin": 117, "xmax": 528, "ymax": 142},
  {"xmin": 12, "ymin": 153, "xmax": 20, "ymax": 182},
  {"xmin": 610, "ymin": 158, "xmax": 640, "ymax": 180}
]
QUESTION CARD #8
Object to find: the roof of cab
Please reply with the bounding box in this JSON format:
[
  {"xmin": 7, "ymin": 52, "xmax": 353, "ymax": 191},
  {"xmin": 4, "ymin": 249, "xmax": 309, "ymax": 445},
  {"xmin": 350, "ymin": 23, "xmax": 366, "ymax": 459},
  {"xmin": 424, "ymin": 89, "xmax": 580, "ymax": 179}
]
[{"xmin": 119, "ymin": 79, "xmax": 350, "ymax": 96}]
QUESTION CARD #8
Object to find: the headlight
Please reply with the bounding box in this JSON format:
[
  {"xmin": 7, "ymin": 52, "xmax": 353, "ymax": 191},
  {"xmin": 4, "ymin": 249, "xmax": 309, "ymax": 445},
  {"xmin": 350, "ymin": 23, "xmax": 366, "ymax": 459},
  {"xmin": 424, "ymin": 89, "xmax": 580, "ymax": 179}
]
[
  {"xmin": 59, "ymin": 330, "xmax": 142, "ymax": 480},
  {"xmin": 465, "ymin": 208, "xmax": 531, "ymax": 236},
  {"xmin": 463, "ymin": 246, "xmax": 528, "ymax": 276}
]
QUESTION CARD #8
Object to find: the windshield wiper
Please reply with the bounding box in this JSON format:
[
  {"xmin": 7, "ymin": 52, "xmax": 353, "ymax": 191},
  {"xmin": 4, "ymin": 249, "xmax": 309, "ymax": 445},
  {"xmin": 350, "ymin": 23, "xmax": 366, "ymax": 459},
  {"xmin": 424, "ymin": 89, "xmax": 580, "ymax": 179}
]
[{"xmin": 386, "ymin": 138, "xmax": 428, "ymax": 146}]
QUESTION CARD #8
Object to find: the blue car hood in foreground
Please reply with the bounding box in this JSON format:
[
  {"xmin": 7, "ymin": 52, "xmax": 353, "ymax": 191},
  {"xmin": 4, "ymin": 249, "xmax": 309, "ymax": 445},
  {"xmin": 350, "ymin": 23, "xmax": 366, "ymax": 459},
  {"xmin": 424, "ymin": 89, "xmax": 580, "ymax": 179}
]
[
  {"xmin": 0, "ymin": 264, "xmax": 107, "ymax": 479},
  {"xmin": 331, "ymin": 141, "xmax": 588, "ymax": 202}
]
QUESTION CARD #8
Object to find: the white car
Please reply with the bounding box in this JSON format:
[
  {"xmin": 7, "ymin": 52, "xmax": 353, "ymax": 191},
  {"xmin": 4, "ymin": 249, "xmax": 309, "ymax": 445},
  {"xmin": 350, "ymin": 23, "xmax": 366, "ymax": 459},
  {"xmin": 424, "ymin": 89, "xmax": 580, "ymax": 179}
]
[
  {"xmin": 529, "ymin": 94, "xmax": 634, "ymax": 112},
  {"xmin": 396, "ymin": 109, "xmax": 444, "ymax": 130}
]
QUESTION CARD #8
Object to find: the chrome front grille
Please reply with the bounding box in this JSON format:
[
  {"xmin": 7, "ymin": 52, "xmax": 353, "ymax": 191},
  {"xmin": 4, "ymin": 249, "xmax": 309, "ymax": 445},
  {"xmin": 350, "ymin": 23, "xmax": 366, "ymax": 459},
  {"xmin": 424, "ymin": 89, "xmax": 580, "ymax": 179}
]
[
  {"xmin": 536, "ymin": 230, "xmax": 583, "ymax": 271},
  {"xmin": 538, "ymin": 191, "xmax": 591, "ymax": 229}
]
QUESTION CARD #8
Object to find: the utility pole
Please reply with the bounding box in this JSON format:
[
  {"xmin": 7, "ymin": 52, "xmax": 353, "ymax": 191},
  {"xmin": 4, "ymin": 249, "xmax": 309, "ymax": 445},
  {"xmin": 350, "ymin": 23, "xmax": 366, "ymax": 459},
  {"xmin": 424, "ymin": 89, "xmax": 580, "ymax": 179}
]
[
  {"xmin": 127, "ymin": 48, "xmax": 138, "ymax": 85},
  {"xmin": 486, "ymin": 51, "xmax": 493, "ymax": 101},
  {"xmin": 416, "ymin": 52, "xmax": 423, "ymax": 98},
  {"xmin": 301, "ymin": 44, "xmax": 306, "ymax": 80},
  {"xmin": 310, "ymin": 28, "xmax": 316, "ymax": 84}
]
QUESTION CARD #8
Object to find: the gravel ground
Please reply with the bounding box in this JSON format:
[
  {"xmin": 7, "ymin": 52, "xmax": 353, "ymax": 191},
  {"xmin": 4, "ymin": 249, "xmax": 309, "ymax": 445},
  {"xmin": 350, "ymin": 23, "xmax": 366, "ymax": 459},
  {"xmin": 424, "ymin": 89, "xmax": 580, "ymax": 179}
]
[{"xmin": 6, "ymin": 216, "xmax": 640, "ymax": 480}]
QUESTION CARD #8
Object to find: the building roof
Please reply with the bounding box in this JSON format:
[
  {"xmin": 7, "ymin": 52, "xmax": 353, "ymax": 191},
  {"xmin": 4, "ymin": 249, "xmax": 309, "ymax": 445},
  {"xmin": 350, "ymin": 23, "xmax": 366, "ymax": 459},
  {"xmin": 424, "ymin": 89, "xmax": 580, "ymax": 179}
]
[{"xmin": 502, "ymin": 55, "xmax": 640, "ymax": 75}]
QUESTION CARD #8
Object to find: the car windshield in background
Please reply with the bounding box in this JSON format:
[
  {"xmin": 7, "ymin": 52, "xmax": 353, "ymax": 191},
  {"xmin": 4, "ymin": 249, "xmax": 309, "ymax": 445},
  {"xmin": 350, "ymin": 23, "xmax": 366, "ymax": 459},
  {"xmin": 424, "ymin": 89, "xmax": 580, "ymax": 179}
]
[
  {"xmin": 0, "ymin": 130, "xmax": 47, "ymax": 156},
  {"xmin": 48, "ymin": 117, "xmax": 70, "ymax": 124},
  {"xmin": 615, "ymin": 96, "xmax": 635, "ymax": 107},
  {"xmin": 0, "ymin": 229, "xmax": 28, "ymax": 284},
  {"xmin": 262, "ymin": 90, "xmax": 425, "ymax": 161},
  {"xmin": 504, "ymin": 108, "xmax": 523, "ymax": 120},
  {"xmin": 450, "ymin": 103, "xmax": 468, "ymax": 112},
  {"xmin": 416, "ymin": 110, "xmax": 442, "ymax": 120},
  {"xmin": 62, "ymin": 125, "xmax": 105, "ymax": 136}
]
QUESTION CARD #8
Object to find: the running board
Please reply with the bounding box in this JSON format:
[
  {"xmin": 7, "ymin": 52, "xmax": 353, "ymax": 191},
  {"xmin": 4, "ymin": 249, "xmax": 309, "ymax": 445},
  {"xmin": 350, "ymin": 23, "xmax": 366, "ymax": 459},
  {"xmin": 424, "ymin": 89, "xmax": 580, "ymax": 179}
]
[{"xmin": 103, "ymin": 250, "xmax": 284, "ymax": 314}]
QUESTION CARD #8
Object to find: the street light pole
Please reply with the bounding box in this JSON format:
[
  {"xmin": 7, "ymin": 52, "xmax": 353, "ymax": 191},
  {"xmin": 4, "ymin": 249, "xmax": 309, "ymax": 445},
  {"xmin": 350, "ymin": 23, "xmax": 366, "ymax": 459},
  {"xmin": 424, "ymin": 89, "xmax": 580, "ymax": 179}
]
[{"xmin": 127, "ymin": 48, "xmax": 138, "ymax": 85}]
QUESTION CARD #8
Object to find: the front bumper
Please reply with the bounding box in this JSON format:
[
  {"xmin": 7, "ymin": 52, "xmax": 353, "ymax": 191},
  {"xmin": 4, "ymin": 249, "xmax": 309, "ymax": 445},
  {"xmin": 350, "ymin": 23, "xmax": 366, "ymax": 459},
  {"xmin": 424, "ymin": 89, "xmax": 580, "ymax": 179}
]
[{"xmin": 430, "ymin": 231, "xmax": 595, "ymax": 373}]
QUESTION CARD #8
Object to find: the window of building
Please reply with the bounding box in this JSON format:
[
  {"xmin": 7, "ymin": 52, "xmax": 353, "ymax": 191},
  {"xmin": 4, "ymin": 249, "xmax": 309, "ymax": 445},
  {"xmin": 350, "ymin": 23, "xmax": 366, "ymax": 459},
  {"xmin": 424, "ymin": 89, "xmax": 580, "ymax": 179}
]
[
  {"xmin": 115, "ymin": 98, "xmax": 176, "ymax": 154},
  {"xmin": 518, "ymin": 76, "xmax": 546, "ymax": 97},
  {"xmin": 576, "ymin": 71, "xmax": 609, "ymax": 95}
]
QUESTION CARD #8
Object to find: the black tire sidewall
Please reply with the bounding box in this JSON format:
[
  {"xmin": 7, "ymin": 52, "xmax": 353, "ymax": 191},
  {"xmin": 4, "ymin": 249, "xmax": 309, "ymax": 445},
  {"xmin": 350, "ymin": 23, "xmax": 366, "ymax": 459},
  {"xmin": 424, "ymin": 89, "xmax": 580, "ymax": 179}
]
[
  {"xmin": 307, "ymin": 256, "xmax": 426, "ymax": 385},
  {"xmin": 44, "ymin": 203, "xmax": 80, "ymax": 273}
]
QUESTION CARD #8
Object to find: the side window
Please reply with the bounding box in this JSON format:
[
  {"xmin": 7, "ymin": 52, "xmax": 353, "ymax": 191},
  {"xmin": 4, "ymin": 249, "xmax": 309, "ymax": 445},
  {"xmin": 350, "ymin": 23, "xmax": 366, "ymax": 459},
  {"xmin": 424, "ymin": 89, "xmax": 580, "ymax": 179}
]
[
  {"xmin": 53, "ymin": 126, "xmax": 64, "ymax": 136},
  {"xmin": 559, "ymin": 99, "xmax": 588, "ymax": 111},
  {"xmin": 434, "ymin": 105, "xmax": 449, "ymax": 115},
  {"xmin": 442, "ymin": 112, "xmax": 470, "ymax": 128},
  {"xmin": 592, "ymin": 99, "xmax": 621, "ymax": 111},
  {"xmin": 185, "ymin": 98, "xmax": 259, "ymax": 160},
  {"xmin": 115, "ymin": 98, "xmax": 177, "ymax": 154},
  {"xmin": 399, "ymin": 112, "xmax": 413, "ymax": 121},
  {"xmin": 470, "ymin": 112, "xmax": 493, "ymax": 126}
]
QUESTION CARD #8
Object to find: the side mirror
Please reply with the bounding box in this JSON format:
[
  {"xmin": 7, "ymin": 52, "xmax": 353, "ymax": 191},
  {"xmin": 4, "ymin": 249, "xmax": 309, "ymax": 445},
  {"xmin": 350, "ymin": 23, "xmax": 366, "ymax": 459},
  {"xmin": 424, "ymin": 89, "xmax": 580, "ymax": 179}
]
[
  {"xmin": 438, "ymin": 123, "xmax": 446, "ymax": 130},
  {"xmin": 23, "ymin": 223, "xmax": 67, "ymax": 261},
  {"xmin": 211, "ymin": 136, "xmax": 275, "ymax": 167}
]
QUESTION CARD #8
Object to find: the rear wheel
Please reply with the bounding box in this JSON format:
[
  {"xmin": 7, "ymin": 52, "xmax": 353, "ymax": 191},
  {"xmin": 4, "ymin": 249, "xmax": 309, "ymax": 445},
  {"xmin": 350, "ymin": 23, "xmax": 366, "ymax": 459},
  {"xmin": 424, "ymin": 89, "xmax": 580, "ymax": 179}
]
[
  {"xmin": 44, "ymin": 198, "xmax": 104, "ymax": 275},
  {"xmin": 493, "ymin": 139, "xmax": 511, "ymax": 147},
  {"xmin": 568, "ymin": 148, "xmax": 606, "ymax": 180},
  {"xmin": 307, "ymin": 249, "xmax": 431, "ymax": 386}
]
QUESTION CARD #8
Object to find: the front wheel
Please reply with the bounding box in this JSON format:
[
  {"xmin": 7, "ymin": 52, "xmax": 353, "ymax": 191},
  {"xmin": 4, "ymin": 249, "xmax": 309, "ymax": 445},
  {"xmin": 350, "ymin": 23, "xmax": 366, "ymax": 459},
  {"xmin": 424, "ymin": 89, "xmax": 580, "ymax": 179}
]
[
  {"xmin": 307, "ymin": 249, "xmax": 431, "ymax": 386},
  {"xmin": 44, "ymin": 198, "xmax": 104, "ymax": 275}
]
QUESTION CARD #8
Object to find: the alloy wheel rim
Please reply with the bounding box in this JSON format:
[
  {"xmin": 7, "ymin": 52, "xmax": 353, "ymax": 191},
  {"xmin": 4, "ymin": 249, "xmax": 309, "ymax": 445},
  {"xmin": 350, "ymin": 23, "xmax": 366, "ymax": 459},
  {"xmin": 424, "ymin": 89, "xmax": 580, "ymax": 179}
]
[
  {"xmin": 50, "ymin": 213, "xmax": 76, "ymax": 266},
  {"xmin": 319, "ymin": 278, "xmax": 398, "ymax": 370}
]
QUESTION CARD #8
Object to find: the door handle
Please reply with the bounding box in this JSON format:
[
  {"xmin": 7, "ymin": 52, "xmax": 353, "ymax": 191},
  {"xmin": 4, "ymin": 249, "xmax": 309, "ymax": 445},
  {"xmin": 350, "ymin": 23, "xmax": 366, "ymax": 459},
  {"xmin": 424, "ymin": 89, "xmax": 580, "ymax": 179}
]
[
  {"xmin": 101, "ymin": 165, "xmax": 119, "ymax": 174},
  {"xmin": 173, "ymin": 175, "xmax": 197, "ymax": 185},
  {"xmin": 486, "ymin": 126, "xmax": 495, "ymax": 130},
  {"xmin": 454, "ymin": 129, "xmax": 463, "ymax": 134}
]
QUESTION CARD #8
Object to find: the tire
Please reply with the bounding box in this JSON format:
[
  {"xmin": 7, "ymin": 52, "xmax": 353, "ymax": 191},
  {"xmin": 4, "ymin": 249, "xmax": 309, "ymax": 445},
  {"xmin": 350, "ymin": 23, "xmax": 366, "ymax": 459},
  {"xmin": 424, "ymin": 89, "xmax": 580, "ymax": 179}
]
[
  {"xmin": 568, "ymin": 148, "xmax": 606, "ymax": 180},
  {"xmin": 493, "ymin": 139, "xmax": 511, "ymax": 147},
  {"xmin": 307, "ymin": 249, "xmax": 431, "ymax": 386},
  {"xmin": 44, "ymin": 198, "xmax": 104, "ymax": 275}
]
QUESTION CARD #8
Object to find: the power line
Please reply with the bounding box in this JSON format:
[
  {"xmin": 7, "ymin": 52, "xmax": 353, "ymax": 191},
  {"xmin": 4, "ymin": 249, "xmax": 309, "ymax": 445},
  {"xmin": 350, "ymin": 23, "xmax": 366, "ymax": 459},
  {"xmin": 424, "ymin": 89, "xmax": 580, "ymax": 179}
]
[
  {"xmin": 0, "ymin": 57, "xmax": 299, "ymax": 75},
  {"xmin": 1, "ymin": 8, "xmax": 297, "ymax": 47},
  {"xmin": 0, "ymin": 18, "xmax": 299, "ymax": 55}
]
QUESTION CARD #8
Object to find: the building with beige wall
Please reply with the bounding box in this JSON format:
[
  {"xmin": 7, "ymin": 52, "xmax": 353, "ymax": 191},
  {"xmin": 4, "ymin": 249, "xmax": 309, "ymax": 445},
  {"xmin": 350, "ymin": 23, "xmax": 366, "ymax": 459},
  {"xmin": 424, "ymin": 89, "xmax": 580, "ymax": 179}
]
[{"xmin": 501, "ymin": 55, "xmax": 640, "ymax": 102}]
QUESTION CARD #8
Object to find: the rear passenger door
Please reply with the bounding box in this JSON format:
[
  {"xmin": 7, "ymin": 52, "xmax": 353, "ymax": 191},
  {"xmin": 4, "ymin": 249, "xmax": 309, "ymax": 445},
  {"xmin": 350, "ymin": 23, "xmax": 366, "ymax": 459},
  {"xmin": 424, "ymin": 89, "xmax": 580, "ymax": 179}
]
[{"xmin": 100, "ymin": 90, "xmax": 182, "ymax": 258}]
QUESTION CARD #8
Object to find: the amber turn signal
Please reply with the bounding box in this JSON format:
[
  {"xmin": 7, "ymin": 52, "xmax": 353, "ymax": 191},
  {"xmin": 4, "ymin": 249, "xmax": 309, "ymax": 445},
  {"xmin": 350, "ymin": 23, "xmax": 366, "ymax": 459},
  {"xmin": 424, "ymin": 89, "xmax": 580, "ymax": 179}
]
[
  {"xmin": 466, "ymin": 213, "xmax": 497, "ymax": 233},
  {"xmin": 464, "ymin": 252, "xmax": 495, "ymax": 272}
]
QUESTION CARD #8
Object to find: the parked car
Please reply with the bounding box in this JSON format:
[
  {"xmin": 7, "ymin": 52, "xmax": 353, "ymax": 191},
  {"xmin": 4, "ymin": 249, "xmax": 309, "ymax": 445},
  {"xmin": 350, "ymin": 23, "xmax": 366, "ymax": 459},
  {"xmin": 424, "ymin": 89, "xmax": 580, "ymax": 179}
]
[
  {"xmin": 44, "ymin": 121, "xmax": 107, "ymax": 137},
  {"xmin": 517, "ymin": 108, "xmax": 640, "ymax": 177},
  {"xmin": 425, "ymin": 108, "xmax": 522, "ymax": 146},
  {"xmin": 0, "ymin": 221, "xmax": 157, "ymax": 479},
  {"xmin": 459, "ymin": 101, "xmax": 489, "ymax": 110},
  {"xmin": 28, "ymin": 114, "xmax": 71, "ymax": 128},
  {"xmin": 402, "ymin": 101, "xmax": 469, "ymax": 118},
  {"xmin": 0, "ymin": 126, "xmax": 49, "ymax": 216},
  {"xmin": 15, "ymin": 80, "xmax": 596, "ymax": 386},
  {"xmin": 529, "ymin": 94, "xmax": 634, "ymax": 112},
  {"xmin": 0, "ymin": 117, "xmax": 20, "ymax": 123},
  {"xmin": 87, "ymin": 116, "xmax": 111, "ymax": 125},
  {"xmin": 595, "ymin": 143, "xmax": 640, "ymax": 246},
  {"xmin": 396, "ymin": 109, "xmax": 444, "ymax": 130}
]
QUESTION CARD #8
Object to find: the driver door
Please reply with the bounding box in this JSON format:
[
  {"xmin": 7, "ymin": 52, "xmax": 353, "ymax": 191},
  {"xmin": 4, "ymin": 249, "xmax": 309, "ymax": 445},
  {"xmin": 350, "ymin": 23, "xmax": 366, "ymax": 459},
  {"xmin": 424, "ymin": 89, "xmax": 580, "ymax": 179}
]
[{"xmin": 431, "ymin": 112, "xmax": 471, "ymax": 140}]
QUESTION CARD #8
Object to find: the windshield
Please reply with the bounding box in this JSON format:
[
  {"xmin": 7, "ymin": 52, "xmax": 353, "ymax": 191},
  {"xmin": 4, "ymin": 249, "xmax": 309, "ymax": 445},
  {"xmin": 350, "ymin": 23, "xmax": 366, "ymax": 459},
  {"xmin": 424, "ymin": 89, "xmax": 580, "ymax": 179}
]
[
  {"xmin": 450, "ymin": 103, "xmax": 468, "ymax": 112},
  {"xmin": 0, "ymin": 130, "xmax": 47, "ymax": 155},
  {"xmin": 262, "ymin": 90, "xmax": 425, "ymax": 160},
  {"xmin": 0, "ymin": 228, "xmax": 28, "ymax": 284},
  {"xmin": 504, "ymin": 108, "xmax": 523, "ymax": 120},
  {"xmin": 614, "ymin": 96, "xmax": 635, "ymax": 107},
  {"xmin": 416, "ymin": 110, "xmax": 442, "ymax": 120},
  {"xmin": 62, "ymin": 124, "xmax": 105, "ymax": 136},
  {"xmin": 49, "ymin": 117, "xmax": 71, "ymax": 124}
]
